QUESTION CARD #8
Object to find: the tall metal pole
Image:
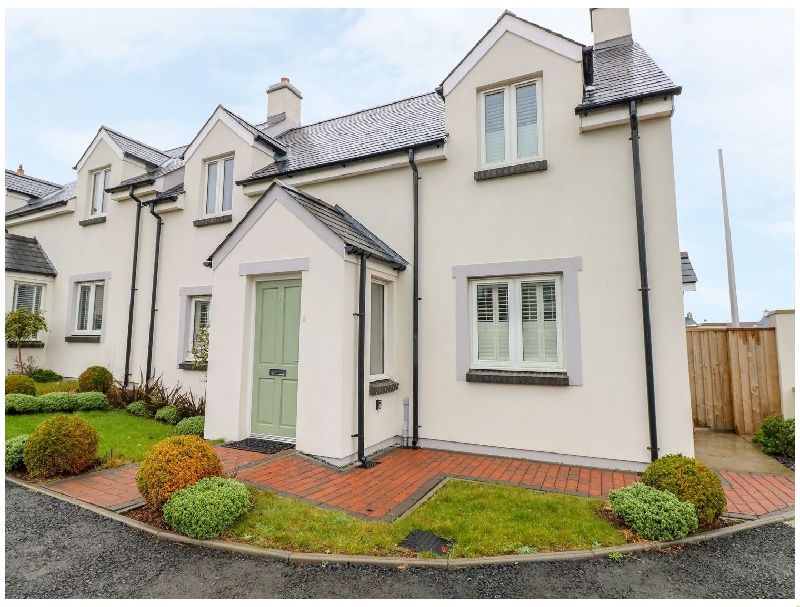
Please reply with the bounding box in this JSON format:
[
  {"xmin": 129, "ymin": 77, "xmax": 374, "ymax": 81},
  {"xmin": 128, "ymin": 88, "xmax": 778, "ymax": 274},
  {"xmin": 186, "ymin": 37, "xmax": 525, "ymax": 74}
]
[{"xmin": 718, "ymin": 149, "xmax": 740, "ymax": 328}]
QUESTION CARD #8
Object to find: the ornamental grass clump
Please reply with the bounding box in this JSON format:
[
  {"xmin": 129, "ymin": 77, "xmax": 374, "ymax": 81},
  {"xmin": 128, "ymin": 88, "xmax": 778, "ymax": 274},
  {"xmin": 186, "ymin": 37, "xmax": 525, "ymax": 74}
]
[
  {"xmin": 23, "ymin": 415, "xmax": 100, "ymax": 478},
  {"xmin": 641, "ymin": 454, "xmax": 726, "ymax": 525},
  {"xmin": 6, "ymin": 374, "xmax": 35, "ymax": 396},
  {"xmin": 608, "ymin": 483, "xmax": 698, "ymax": 541},
  {"xmin": 163, "ymin": 477, "xmax": 251, "ymax": 539},
  {"xmin": 5, "ymin": 434, "xmax": 29, "ymax": 472},
  {"xmin": 753, "ymin": 415, "xmax": 795, "ymax": 459},
  {"xmin": 136, "ymin": 435, "xmax": 224, "ymax": 510},
  {"xmin": 77, "ymin": 366, "xmax": 114, "ymax": 394},
  {"xmin": 154, "ymin": 406, "xmax": 183, "ymax": 426},
  {"xmin": 175, "ymin": 416, "xmax": 205, "ymax": 437}
]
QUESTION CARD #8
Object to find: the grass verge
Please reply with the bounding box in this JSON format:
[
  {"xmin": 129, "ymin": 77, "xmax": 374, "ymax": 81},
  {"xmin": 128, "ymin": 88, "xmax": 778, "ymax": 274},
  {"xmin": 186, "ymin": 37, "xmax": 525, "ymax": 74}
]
[
  {"xmin": 5, "ymin": 410, "xmax": 176, "ymax": 463},
  {"xmin": 34, "ymin": 380, "xmax": 79, "ymax": 395},
  {"xmin": 226, "ymin": 479, "xmax": 625, "ymax": 558}
]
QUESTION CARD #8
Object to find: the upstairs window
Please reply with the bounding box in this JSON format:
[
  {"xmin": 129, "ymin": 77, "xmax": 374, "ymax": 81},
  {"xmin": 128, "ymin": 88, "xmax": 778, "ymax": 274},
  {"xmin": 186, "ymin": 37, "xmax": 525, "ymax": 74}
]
[
  {"xmin": 204, "ymin": 157, "xmax": 234, "ymax": 216},
  {"xmin": 75, "ymin": 281, "xmax": 105, "ymax": 334},
  {"xmin": 13, "ymin": 283, "xmax": 42, "ymax": 313},
  {"xmin": 480, "ymin": 79, "xmax": 542, "ymax": 168},
  {"xmin": 90, "ymin": 168, "xmax": 111, "ymax": 217}
]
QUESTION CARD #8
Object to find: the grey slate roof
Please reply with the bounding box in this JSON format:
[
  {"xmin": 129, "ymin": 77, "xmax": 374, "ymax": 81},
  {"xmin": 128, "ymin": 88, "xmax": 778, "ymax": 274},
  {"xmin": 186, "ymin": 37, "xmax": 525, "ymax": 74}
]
[
  {"xmin": 208, "ymin": 181, "xmax": 407, "ymax": 270},
  {"xmin": 110, "ymin": 157, "xmax": 185, "ymax": 192},
  {"xmin": 681, "ymin": 251, "xmax": 697, "ymax": 285},
  {"xmin": 5, "ymin": 232, "xmax": 57, "ymax": 276},
  {"xmin": 242, "ymin": 92, "xmax": 447, "ymax": 183},
  {"xmin": 219, "ymin": 106, "xmax": 287, "ymax": 155},
  {"xmin": 576, "ymin": 42, "xmax": 681, "ymax": 113},
  {"xmin": 164, "ymin": 145, "xmax": 188, "ymax": 158},
  {"xmin": 5, "ymin": 181, "xmax": 76, "ymax": 219},
  {"xmin": 104, "ymin": 128, "xmax": 171, "ymax": 167},
  {"xmin": 5, "ymin": 170, "xmax": 62, "ymax": 199},
  {"xmin": 151, "ymin": 183, "xmax": 185, "ymax": 204},
  {"xmin": 255, "ymin": 112, "xmax": 287, "ymax": 130}
]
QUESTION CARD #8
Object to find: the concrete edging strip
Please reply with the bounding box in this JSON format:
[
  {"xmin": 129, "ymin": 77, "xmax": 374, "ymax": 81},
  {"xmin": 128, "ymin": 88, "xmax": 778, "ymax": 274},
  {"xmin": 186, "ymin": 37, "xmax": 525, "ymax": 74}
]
[{"xmin": 6, "ymin": 474, "xmax": 795, "ymax": 570}]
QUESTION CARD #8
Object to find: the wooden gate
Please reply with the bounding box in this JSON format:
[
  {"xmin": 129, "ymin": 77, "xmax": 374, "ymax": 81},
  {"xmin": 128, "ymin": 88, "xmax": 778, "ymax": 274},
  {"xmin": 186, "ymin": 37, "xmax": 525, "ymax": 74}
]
[{"xmin": 686, "ymin": 327, "xmax": 781, "ymax": 435}]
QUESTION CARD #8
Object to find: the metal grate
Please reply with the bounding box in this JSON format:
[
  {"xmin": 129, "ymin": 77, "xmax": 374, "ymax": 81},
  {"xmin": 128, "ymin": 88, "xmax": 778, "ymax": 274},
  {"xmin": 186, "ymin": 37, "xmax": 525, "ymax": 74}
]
[
  {"xmin": 222, "ymin": 438, "xmax": 294, "ymax": 456},
  {"xmin": 399, "ymin": 530, "xmax": 452, "ymax": 555}
]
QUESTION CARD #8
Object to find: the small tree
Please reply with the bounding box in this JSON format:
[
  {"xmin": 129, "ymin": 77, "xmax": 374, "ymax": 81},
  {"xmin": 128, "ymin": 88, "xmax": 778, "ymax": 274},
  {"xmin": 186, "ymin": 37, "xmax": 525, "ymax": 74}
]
[
  {"xmin": 5, "ymin": 309, "xmax": 48, "ymax": 373},
  {"xmin": 189, "ymin": 323, "xmax": 209, "ymax": 382}
]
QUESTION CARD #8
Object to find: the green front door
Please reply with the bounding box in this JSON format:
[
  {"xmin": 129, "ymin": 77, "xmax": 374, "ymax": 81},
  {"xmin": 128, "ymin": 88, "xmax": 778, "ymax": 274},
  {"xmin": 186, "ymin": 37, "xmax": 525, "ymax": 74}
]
[{"xmin": 251, "ymin": 279, "xmax": 301, "ymax": 438}]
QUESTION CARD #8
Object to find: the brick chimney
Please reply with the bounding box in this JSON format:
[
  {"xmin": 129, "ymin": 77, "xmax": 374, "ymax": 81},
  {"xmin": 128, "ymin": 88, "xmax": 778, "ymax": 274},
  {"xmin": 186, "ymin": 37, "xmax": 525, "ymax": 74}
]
[
  {"xmin": 590, "ymin": 9, "xmax": 632, "ymax": 49},
  {"xmin": 16, "ymin": 165, "xmax": 24, "ymax": 175},
  {"xmin": 267, "ymin": 77, "xmax": 302, "ymax": 125}
]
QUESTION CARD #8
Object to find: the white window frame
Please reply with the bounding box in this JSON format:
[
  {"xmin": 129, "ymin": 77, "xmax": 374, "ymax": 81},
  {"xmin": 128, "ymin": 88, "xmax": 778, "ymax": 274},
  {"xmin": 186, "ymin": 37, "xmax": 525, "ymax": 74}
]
[
  {"xmin": 369, "ymin": 281, "xmax": 387, "ymax": 380},
  {"xmin": 203, "ymin": 156, "xmax": 235, "ymax": 217},
  {"xmin": 469, "ymin": 274, "xmax": 564, "ymax": 372},
  {"xmin": 89, "ymin": 167, "xmax": 111, "ymax": 217},
  {"xmin": 188, "ymin": 296, "xmax": 211, "ymax": 360},
  {"xmin": 12, "ymin": 282, "xmax": 43, "ymax": 313},
  {"xmin": 74, "ymin": 280, "xmax": 105, "ymax": 335},
  {"xmin": 479, "ymin": 77, "xmax": 544, "ymax": 169}
]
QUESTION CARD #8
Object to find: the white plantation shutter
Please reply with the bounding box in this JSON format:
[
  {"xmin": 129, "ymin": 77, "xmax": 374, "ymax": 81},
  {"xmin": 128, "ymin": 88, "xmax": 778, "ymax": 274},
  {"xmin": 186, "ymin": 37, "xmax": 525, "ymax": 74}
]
[
  {"xmin": 222, "ymin": 158, "xmax": 234, "ymax": 212},
  {"xmin": 77, "ymin": 284, "xmax": 91, "ymax": 331},
  {"xmin": 515, "ymin": 83, "xmax": 539, "ymax": 159},
  {"xmin": 541, "ymin": 282, "xmax": 558, "ymax": 362},
  {"xmin": 520, "ymin": 280, "xmax": 558, "ymax": 363},
  {"xmin": 205, "ymin": 162, "xmax": 218, "ymax": 214},
  {"xmin": 92, "ymin": 283, "xmax": 104, "ymax": 331},
  {"xmin": 484, "ymin": 91, "xmax": 506, "ymax": 164},
  {"xmin": 193, "ymin": 299, "xmax": 210, "ymax": 350},
  {"xmin": 521, "ymin": 283, "xmax": 540, "ymax": 362},
  {"xmin": 13, "ymin": 283, "xmax": 42, "ymax": 313},
  {"xmin": 476, "ymin": 283, "xmax": 510, "ymax": 362}
]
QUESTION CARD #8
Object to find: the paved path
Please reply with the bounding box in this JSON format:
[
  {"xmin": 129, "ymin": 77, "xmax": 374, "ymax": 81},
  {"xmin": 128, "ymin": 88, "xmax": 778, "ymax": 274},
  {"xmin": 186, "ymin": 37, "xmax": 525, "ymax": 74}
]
[
  {"xmin": 5, "ymin": 481, "xmax": 794, "ymax": 599},
  {"xmin": 45, "ymin": 446, "xmax": 795, "ymax": 521}
]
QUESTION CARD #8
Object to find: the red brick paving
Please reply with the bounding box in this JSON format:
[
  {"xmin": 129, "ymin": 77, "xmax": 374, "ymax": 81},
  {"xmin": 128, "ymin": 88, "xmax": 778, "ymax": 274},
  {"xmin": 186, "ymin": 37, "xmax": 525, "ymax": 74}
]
[{"xmin": 43, "ymin": 446, "xmax": 794, "ymax": 521}]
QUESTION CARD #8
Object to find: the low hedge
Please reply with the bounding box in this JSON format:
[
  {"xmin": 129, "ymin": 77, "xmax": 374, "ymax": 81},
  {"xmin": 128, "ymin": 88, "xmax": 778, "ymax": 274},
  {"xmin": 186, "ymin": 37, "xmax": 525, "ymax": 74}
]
[
  {"xmin": 29, "ymin": 368, "xmax": 63, "ymax": 383},
  {"xmin": 154, "ymin": 406, "xmax": 183, "ymax": 426},
  {"xmin": 175, "ymin": 416, "xmax": 204, "ymax": 437},
  {"xmin": 5, "ymin": 392, "xmax": 109, "ymax": 415},
  {"xmin": 609, "ymin": 482, "xmax": 698, "ymax": 541},
  {"xmin": 6, "ymin": 374, "xmax": 36, "ymax": 396},
  {"xmin": 163, "ymin": 477, "xmax": 251, "ymax": 539},
  {"xmin": 754, "ymin": 415, "xmax": 795, "ymax": 458},
  {"xmin": 6, "ymin": 434, "xmax": 29, "ymax": 472},
  {"xmin": 23, "ymin": 415, "xmax": 100, "ymax": 478},
  {"xmin": 127, "ymin": 401, "xmax": 152, "ymax": 418}
]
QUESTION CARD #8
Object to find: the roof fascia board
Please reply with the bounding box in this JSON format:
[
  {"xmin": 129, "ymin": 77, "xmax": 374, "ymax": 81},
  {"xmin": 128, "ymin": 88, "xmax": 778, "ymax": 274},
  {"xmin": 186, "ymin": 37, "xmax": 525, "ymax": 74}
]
[
  {"xmin": 5, "ymin": 199, "xmax": 75, "ymax": 226},
  {"xmin": 442, "ymin": 14, "xmax": 582, "ymax": 97},
  {"xmin": 5, "ymin": 270, "xmax": 56, "ymax": 282},
  {"xmin": 74, "ymin": 128, "xmax": 126, "ymax": 171},
  {"xmin": 579, "ymin": 96, "xmax": 673, "ymax": 132},
  {"xmin": 182, "ymin": 107, "xmax": 269, "ymax": 163}
]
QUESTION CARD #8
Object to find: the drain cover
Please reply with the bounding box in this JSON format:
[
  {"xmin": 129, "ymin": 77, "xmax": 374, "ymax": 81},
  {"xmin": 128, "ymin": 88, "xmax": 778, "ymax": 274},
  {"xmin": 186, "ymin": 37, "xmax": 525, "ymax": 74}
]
[
  {"xmin": 399, "ymin": 530, "xmax": 452, "ymax": 555},
  {"xmin": 222, "ymin": 438, "xmax": 294, "ymax": 455}
]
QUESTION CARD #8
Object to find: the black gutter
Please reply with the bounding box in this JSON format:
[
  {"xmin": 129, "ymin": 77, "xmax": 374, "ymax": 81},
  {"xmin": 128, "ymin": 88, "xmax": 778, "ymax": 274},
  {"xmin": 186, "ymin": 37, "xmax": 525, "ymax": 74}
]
[
  {"xmin": 107, "ymin": 178, "xmax": 156, "ymax": 193},
  {"xmin": 629, "ymin": 100, "xmax": 659, "ymax": 462},
  {"xmin": 408, "ymin": 149, "xmax": 420, "ymax": 448},
  {"xmin": 355, "ymin": 253, "xmax": 374, "ymax": 468},
  {"xmin": 5, "ymin": 200, "xmax": 69, "ymax": 219},
  {"xmin": 145, "ymin": 201, "xmax": 164, "ymax": 382},
  {"xmin": 124, "ymin": 187, "xmax": 145, "ymax": 387},
  {"xmin": 574, "ymin": 87, "xmax": 682, "ymax": 115}
]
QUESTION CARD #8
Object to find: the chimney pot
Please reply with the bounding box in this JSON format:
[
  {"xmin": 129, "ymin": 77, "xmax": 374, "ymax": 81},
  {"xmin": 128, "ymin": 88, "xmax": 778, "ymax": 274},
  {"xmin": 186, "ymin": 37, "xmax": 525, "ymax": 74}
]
[
  {"xmin": 17, "ymin": 165, "xmax": 24, "ymax": 175},
  {"xmin": 281, "ymin": 77, "xmax": 290, "ymax": 83}
]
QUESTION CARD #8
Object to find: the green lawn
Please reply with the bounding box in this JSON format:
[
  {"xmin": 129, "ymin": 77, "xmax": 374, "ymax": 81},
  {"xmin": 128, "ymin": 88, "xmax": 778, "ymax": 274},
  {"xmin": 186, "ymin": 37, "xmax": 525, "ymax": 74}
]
[
  {"xmin": 5, "ymin": 410, "xmax": 176, "ymax": 463},
  {"xmin": 227, "ymin": 479, "xmax": 625, "ymax": 558},
  {"xmin": 34, "ymin": 380, "xmax": 79, "ymax": 395}
]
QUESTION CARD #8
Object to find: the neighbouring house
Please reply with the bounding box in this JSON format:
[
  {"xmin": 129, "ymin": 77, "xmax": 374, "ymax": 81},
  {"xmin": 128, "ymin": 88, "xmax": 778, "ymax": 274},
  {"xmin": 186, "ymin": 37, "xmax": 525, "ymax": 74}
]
[{"xmin": 4, "ymin": 9, "xmax": 695, "ymax": 470}]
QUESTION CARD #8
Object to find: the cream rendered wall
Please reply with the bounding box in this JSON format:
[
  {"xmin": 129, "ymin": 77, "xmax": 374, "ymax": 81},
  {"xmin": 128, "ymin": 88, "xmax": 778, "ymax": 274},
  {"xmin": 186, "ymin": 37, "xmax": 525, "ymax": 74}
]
[
  {"xmin": 766, "ymin": 310, "xmax": 795, "ymax": 419},
  {"xmin": 6, "ymin": 191, "xmax": 29, "ymax": 214},
  {"xmin": 4, "ymin": 271, "xmax": 54, "ymax": 373}
]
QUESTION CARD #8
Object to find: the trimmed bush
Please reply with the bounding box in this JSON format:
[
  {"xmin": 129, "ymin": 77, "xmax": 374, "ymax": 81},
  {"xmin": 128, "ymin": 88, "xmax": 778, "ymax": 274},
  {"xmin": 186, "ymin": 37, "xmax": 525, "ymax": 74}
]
[
  {"xmin": 154, "ymin": 406, "xmax": 183, "ymax": 426},
  {"xmin": 163, "ymin": 477, "xmax": 251, "ymax": 539},
  {"xmin": 754, "ymin": 415, "xmax": 795, "ymax": 458},
  {"xmin": 5, "ymin": 392, "xmax": 109, "ymax": 415},
  {"xmin": 29, "ymin": 368, "xmax": 63, "ymax": 383},
  {"xmin": 78, "ymin": 366, "xmax": 114, "ymax": 393},
  {"xmin": 5, "ymin": 394, "xmax": 39, "ymax": 414},
  {"xmin": 609, "ymin": 483, "xmax": 698, "ymax": 541},
  {"xmin": 23, "ymin": 414, "xmax": 100, "ymax": 478},
  {"xmin": 136, "ymin": 435, "xmax": 224, "ymax": 510},
  {"xmin": 127, "ymin": 401, "xmax": 153, "ymax": 418},
  {"xmin": 6, "ymin": 434, "xmax": 29, "ymax": 472},
  {"xmin": 6, "ymin": 374, "xmax": 35, "ymax": 396},
  {"xmin": 641, "ymin": 454, "xmax": 726, "ymax": 525},
  {"xmin": 175, "ymin": 416, "xmax": 205, "ymax": 437}
]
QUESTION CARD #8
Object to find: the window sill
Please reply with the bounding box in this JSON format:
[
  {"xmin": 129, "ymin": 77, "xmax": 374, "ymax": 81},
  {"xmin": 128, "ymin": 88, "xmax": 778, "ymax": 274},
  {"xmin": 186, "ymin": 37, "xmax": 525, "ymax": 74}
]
[
  {"xmin": 178, "ymin": 362, "xmax": 207, "ymax": 371},
  {"xmin": 369, "ymin": 378, "xmax": 399, "ymax": 395},
  {"xmin": 466, "ymin": 369, "xmax": 568, "ymax": 386},
  {"xmin": 474, "ymin": 159, "xmax": 547, "ymax": 181},
  {"xmin": 79, "ymin": 216, "xmax": 107, "ymax": 226},
  {"xmin": 193, "ymin": 214, "xmax": 232, "ymax": 227},
  {"xmin": 65, "ymin": 335, "xmax": 101, "ymax": 343},
  {"xmin": 7, "ymin": 340, "xmax": 45, "ymax": 349}
]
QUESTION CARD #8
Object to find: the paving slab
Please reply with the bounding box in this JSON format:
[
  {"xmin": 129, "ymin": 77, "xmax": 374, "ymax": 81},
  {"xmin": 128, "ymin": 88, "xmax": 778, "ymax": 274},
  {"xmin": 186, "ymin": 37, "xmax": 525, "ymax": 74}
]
[{"xmin": 694, "ymin": 429, "xmax": 792, "ymax": 475}]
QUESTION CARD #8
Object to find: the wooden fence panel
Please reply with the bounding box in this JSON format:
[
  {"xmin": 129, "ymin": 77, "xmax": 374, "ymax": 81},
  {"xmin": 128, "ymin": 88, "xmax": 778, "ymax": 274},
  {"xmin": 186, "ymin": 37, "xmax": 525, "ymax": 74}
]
[{"xmin": 686, "ymin": 327, "xmax": 780, "ymax": 434}]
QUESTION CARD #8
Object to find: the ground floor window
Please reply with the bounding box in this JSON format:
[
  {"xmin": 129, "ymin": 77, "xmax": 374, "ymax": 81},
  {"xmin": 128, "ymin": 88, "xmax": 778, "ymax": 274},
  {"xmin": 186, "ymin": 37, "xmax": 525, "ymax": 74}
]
[
  {"xmin": 370, "ymin": 282, "xmax": 385, "ymax": 376},
  {"xmin": 191, "ymin": 297, "xmax": 211, "ymax": 353},
  {"xmin": 12, "ymin": 282, "xmax": 42, "ymax": 313},
  {"xmin": 75, "ymin": 281, "xmax": 104, "ymax": 333}
]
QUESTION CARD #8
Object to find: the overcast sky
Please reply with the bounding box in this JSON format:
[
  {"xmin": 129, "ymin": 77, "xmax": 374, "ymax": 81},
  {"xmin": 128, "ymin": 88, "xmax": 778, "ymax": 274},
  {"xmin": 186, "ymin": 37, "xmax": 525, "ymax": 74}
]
[{"xmin": 5, "ymin": 8, "xmax": 795, "ymax": 323}]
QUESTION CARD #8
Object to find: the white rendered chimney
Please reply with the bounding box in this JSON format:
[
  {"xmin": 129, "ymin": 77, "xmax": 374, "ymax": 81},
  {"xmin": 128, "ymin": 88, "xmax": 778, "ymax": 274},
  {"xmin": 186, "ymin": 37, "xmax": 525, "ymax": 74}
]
[
  {"xmin": 267, "ymin": 77, "xmax": 302, "ymax": 125},
  {"xmin": 590, "ymin": 8, "xmax": 632, "ymax": 48}
]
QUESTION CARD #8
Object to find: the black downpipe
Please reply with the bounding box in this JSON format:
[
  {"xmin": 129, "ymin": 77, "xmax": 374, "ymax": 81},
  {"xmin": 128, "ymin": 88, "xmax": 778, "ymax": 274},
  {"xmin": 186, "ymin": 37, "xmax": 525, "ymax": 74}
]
[
  {"xmin": 356, "ymin": 253, "xmax": 374, "ymax": 468},
  {"xmin": 145, "ymin": 203, "xmax": 163, "ymax": 382},
  {"xmin": 124, "ymin": 187, "xmax": 143, "ymax": 387},
  {"xmin": 408, "ymin": 149, "xmax": 420, "ymax": 448},
  {"xmin": 629, "ymin": 100, "xmax": 659, "ymax": 462}
]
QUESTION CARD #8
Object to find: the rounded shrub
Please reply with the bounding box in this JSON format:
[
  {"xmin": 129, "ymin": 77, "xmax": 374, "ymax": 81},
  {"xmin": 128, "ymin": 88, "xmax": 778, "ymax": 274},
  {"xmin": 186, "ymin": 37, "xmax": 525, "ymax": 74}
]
[
  {"xmin": 135, "ymin": 435, "xmax": 224, "ymax": 510},
  {"xmin": 6, "ymin": 374, "xmax": 35, "ymax": 396},
  {"xmin": 73, "ymin": 391, "xmax": 109, "ymax": 411},
  {"xmin": 609, "ymin": 482, "xmax": 698, "ymax": 541},
  {"xmin": 77, "ymin": 366, "xmax": 114, "ymax": 393},
  {"xmin": 5, "ymin": 394, "xmax": 39, "ymax": 414},
  {"xmin": 5, "ymin": 434, "xmax": 29, "ymax": 472},
  {"xmin": 29, "ymin": 368, "xmax": 63, "ymax": 383},
  {"xmin": 641, "ymin": 454, "xmax": 726, "ymax": 525},
  {"xmin": 175, "ymin": 416, "xmax": 205, "ymax": 437},
  {"xmin": 23, "ymin": 415, "xmax": 100, "ymax": 478},
  {"xmin": 154, "ymin": 406, "xmax": 183, "ymax": 426},
  {"xmin": 127, "ymin": 401, "xmax": 152, "ymax": 418},
  {"xmin": 163, "ymin": 477, "xmax": 251, "ymax": 539},
  {"xmin": 754, "ymin": 415, "xmax": 795, "ymax": 458},
  {"xmin": 37, "ymin": 392, "xmax": 73, "ymax": 413}
]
